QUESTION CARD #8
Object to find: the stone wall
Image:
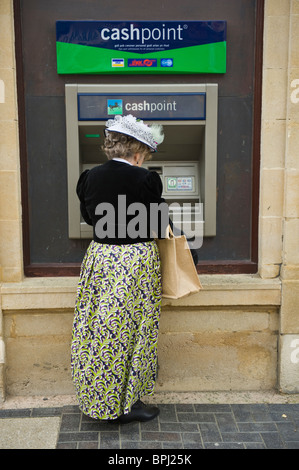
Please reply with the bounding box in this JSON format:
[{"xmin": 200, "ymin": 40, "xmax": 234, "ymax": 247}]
[
  {"xmin": 259, "ymin": 0, "xmax": 299, "ymax": 392},
  {"xmin": 1, "ymin": 276, "xmax": 280, "ymax": 397},
  {"xmin": 278, "ymin": 0, "xmax": 299, "ymax": 392},
  {"xmin": 0, "ymin": 1, "xmax": 299, "ymax": 400}
]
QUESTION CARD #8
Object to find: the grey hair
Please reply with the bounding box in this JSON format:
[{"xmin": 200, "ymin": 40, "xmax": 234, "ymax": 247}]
[{"xmin": 102, "ymin": 131, "xmax": 152, "ymax": 161}]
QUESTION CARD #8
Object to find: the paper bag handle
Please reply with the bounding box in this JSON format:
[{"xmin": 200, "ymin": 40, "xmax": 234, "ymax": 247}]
[
  {"xmin": 153, "ymin": 224, "xmax": 174, "ymax": 239},
  {"xmin": 165, "ymin": 225, "xmax": 174, "ymax": 239}
]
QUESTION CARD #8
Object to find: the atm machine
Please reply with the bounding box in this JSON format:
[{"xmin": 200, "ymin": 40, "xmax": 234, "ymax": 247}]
[{"xmin": 65, "ymin": 84, "xmax": 218, "ymax": 245}]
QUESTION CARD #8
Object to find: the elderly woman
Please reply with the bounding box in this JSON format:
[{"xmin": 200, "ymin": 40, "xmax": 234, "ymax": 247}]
[{"xmin": 71, "ymin": 115, "xmax": 167, "ymax": 423}]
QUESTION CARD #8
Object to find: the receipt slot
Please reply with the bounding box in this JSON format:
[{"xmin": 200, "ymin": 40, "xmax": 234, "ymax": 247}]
[{"xmin": 65, "ymin": 83, "xmax": 218, "ymax": 240}]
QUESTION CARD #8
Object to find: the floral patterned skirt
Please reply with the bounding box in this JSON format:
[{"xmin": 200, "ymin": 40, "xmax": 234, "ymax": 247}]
[{"xmin": 71, "ymin": 240, "xmax": 162, "ymax": 420}]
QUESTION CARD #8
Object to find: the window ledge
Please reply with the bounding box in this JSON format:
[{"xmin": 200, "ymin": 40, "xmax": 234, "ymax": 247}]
[{"xmin": 0, "ymin": 274, "xmax": 281, "ymax": 311}]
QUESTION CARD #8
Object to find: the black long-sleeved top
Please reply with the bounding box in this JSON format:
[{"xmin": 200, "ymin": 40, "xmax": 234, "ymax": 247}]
[{"xmin": 76, "ymin": 159, "xmax": 168, "ymax": 244}]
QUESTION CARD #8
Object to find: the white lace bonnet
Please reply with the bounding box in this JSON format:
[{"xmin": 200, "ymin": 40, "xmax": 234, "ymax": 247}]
[{"xmin": 105, "ymin": 114, "xmax": 164, "ymax": 152}]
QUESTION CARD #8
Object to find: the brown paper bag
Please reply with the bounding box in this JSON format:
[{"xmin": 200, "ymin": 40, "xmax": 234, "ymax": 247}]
[{"xmin": 156, "ymin": 226, "xmax": 202, "ymax": 299}]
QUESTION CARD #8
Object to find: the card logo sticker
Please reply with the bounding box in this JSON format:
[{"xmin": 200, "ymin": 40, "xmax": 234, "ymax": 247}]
[
  {"xmin": 111, "ymin": 58, "xmax": 125, "ymax": 67},
  {"xmin": 128, "ymin": 59, "xmax": 157, "ymax": 67},
  {"xmin": 161, "ymin": 58, "xmax": 173, "ymax": 67}
]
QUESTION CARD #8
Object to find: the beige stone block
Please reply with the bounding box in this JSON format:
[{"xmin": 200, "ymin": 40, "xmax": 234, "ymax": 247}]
[
  {"xmin": 281, "ymin": 264, "xmax": 299, "ymax": 279},
  {"xmin": 157, "ymin": 330, "xmax": 277, "ymax": 391},
  {"xmin": 0, "ymin": 363, "xmax": 5, "ymax": 402},
  {"xmin": 1, "ymin": 267, "xmax": 23, "ymax": 283},
  {"xmin": 0, "ymin": 220, "xmax": 22, "ymax": 269},
  {"xmin": 264, "ymin": 15, "xmax": 290, "ymax": 69},
  {"xmin": 5, "ymin": 335, "xmax": 74, "ymax": 396},
  {"xmin": 266, "ymin": 0, "xmax": 290, "ymax": 16},
  {"xmin": 0, "ymin": 120, "xmax": 19, "ymax": 171},
  {"xmin": 289, "ymin": 69, "xmax": 299, "ymax": 119},
  {"xmin": 2, "ymin": 309, "xmax": 75, "ymax": 396},
  {"xmin": 262, "ymin": 69, "xmax": 288, "ymax": 120},
  {"xmin": 1, "ymin": 276, "xmax": 79, "ymax": 294},
  {"xmin": 284, "ymin": 218, "xmax": 299, "ymax": 265},
  {"xmin": 0, "ymin": 68, "xmax": 17, "ymax": 121},
  {"xmin": 160, "ymin": 309, "xmax": 278, "ymax": 334},
  {"xmin": 162, "ymin": 286, "xmax": 281, "ymax": 308},
  {"xmin": 0, "ymin": 277, "xmax": 79, "ymax": 309},
  {"xmin": 0, "ymin": 171, "xmax": 20, "ymax": 220},
  {"xmin": 279, "ymin": 334, "xmax": 299, "ymax": 393},
  {"xmin": 284, "ymin": 170, "xmax": 299, "ymax": 217},
  {"xmin": 281, "ymin": 280, "xmax": 299, "ymax": 333},
  {"xmin": 290, "ymin": 14, "xmax": 299, "ymax": 67},
  {"xmin": 2, "ymin": 291, "xmax": 77, "ymax": 311},
  {"xmin": 293, "ymin": 0, "xmax": 299, "ymax": 15},
  {"xmin": 4, "ymin": 312, "xmax": 73, "ymax": 338},
  {"xmin": 259, "ymin": 263, "xmax": 281, "ymax": 279},
  {"xmin": 0, "ymin": 0, "xmax": 12, "ymax": 15},
  {"xmin": 260, "ymin": 169, "xmax": 284, "ymax": 217},
  {"xmin": 286, "ymin": 121, "xmax": 299, "ymax": 169},
  {"xmin": 0, "ymin": 4, "xmax": 15, "ymax": 69},
  {"xmin": 259, "ymin": 217, "xmax": 283, "ymax": 264},
  {"xmin": 261, "ymin": 120, "xmax": 286, "ymax": 169}
]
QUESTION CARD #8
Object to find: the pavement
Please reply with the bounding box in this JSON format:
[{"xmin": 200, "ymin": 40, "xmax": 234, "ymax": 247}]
[{"xmin": 1, "ymin": 392, "xmax": 299, "ymax": 450}]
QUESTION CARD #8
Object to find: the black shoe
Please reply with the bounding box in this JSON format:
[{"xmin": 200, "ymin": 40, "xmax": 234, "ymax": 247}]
[{"xmin": 115, "ymin": 400, "xmax": 160, "ymax": 424}]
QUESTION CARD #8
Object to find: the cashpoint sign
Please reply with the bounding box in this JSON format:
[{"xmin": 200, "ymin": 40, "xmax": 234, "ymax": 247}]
[
  {"xmin": 56, "ymin": 21, "xmax": 227, "ymax": 74},
  {"xmin": 78, "ymin": 93, "xmax": 206, "ymax": 121}
]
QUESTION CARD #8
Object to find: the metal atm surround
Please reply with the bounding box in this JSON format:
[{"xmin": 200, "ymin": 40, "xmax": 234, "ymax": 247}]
[{"xmin": 65, "ymin": 83, "xmax": 218, "ymax": 239}]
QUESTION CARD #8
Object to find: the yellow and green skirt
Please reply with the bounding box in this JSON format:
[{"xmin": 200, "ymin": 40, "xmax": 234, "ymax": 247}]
[{"xmin": 71, "ymin": 240, "xmax": 162, "ymax": 420}]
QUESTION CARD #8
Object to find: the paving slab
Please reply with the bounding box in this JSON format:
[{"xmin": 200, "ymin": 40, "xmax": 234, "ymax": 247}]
[
  {"xmin": 0, "ymin": 392, "xmax": 299, "ymax": 450},
  {"xmin": 0, "ymin": 416, "xmax": 61, "ymax": 449}
]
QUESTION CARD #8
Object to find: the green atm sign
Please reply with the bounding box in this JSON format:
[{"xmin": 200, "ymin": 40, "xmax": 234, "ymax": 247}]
[{"xmin": 56, "ymin": 21, "xmax": 227, "ymax": 74}]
